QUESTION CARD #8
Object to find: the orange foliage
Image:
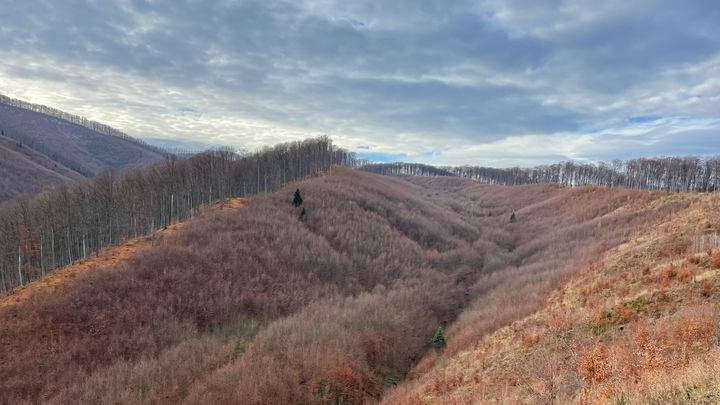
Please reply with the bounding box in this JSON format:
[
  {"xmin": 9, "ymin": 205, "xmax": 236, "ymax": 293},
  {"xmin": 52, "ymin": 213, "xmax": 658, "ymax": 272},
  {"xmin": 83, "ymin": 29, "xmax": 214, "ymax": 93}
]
[
  {"xmin": 614, "ymin": 304, "xmax": 637, "ymax": 324},
  {"xmin": 522, "ymin": 332, "xmax": 540, "ymax": 348},
  {"xmin": 701, "ymin": 280, "xmax": 713, "ymax": 297},
  {"xmin": 661, "ymin": 264, "xmax": 677, "ymax": 288},
  {"xmin": 577, "ymin": 344, "xmax": 610, "ymax": 383},
  {"xmin": 312, "ymin": 364, "xmax": 365, "ymax": 404},
  {"xmin": 676, "ymin": 265, "xmax": 692, "ymax": 282},
  {"xmin": 687, "ymin": 255, "xmax": 701, "ymax": 265},
  {"xmin": 633, "ymin": 328, "xmax": 668, "ymax": 370},
  {"xmin": 671, "ymin": 310, "xmax": 716, "ymax": 363},
  {"xmin": 710, "ymin": 252, "xmax": 720, "ymax": 269}
]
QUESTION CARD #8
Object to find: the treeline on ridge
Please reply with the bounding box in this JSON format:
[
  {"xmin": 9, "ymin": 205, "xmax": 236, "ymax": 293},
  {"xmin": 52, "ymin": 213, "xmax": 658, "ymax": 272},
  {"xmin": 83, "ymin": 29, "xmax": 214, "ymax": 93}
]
[
  {"xmin": 0, "ymin": 93, "xmax": 167, "ymax": 158},
  {"xmin": 0, "ymin": 137, "xmax": 356, "ymax": 292},
  {"xmin": 362, "ymin": 156, "xmax": 720, "ymax": 192}
]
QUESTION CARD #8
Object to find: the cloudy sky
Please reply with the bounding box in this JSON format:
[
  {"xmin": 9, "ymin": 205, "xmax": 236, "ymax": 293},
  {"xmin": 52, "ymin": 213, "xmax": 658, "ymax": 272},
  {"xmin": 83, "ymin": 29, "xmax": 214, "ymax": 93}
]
[{"xmin": 1, "ymin": 0, "xmax": 719, "ymax": 166}]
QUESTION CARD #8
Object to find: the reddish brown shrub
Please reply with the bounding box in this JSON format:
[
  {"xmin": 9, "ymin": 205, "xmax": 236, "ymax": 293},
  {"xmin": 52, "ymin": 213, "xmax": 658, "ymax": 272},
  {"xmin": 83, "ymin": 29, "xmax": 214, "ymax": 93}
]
[
  {"xmin": 633, "ymin": 327, "xmax": 669, "ymax": 370},
  {"xmin": 522, "ymin": 332, "xmax": 541, "ymax": 348},
  {"xmin": 701, "ymin": 280, "xmax": 713, "ymax": 297},
  {"xmin": 577, "ymin": 344, "xmax": 610, "ymax": 384},
  {"xmin": 313, "ymin": 364, "xmax": 365, "ymax": 404},
  {"xmin": 676, "ymin": 265, "xmax": 692, "ymax": 282},
  {"xmin": 614, "ymin": 304, "xmax": 637, "ymax": 324},
  {"xmin": 671, "ymin": 310, "xmax": 716, "ymax": 364},
  {"xmin": 661, "ymin": 265, "xmax": 677, "ymax": 288},
  {"xmin": 710, "ymin": 253, "xmax": 720, "ymax": 269}
]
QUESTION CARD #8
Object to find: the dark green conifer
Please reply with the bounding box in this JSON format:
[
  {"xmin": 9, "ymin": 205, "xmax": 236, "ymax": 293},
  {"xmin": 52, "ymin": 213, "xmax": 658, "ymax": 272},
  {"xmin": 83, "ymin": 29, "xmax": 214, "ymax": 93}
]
[
  {"xmin": 292, "ymin": 188, "xmax": 303, "ymax": 207},
  {"xmin": 430, "ymin": 326, "xmax": 446, "ymax": 348}
]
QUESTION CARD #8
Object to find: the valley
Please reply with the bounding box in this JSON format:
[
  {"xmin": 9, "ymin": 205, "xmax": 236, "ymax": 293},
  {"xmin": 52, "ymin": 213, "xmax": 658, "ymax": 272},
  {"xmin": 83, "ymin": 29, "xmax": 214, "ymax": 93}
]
[{"xmin": 2, "ymin": 168, "xmax": 716, "ymax": 404}]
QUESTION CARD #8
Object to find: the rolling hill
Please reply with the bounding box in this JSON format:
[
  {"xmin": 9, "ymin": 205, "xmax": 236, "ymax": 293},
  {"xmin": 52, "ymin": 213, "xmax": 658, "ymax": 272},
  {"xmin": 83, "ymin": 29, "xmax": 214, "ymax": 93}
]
[
  {"xmin": 385, "ymin": 189, "xmax": 720, "ymax": 404},
  {"xmin": 0, "ymin": 94, "xmax": 167, "ymax": 202},
  {"xmin": 2, "ymin": 168, "xmax": 716, "ymax": 404}
]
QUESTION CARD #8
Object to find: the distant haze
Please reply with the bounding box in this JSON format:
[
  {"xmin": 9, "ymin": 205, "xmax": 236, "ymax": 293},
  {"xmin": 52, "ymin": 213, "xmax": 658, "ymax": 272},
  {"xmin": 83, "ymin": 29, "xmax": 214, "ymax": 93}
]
[{"xmin": 1, "ymin": 0, "xmax": 718, "ymax": 166}]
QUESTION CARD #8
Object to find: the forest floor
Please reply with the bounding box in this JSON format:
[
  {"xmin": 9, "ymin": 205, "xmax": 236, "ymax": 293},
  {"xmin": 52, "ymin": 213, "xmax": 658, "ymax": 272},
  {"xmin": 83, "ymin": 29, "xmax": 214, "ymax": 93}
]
[{"xmin": 0, "ymin": 197, "xmax": 247, "ymax": 310}]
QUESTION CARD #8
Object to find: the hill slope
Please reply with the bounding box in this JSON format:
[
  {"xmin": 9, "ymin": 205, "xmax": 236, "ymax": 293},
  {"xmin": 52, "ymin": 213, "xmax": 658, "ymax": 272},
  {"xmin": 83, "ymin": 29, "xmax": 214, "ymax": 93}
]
[
  {"xmin": 0, "ymin": 95, "xmax": 166, "ymax": 201},
  {"xmin": 0, "ymin": 134, "xmax": 83, "ymax": 201},
  {"xmin": 385, "ymin": 190, "xmax": 720, "ymax": 404},
  {"xmin": 0, "ymin": 169, "xmax": 707, "ymax": 404}
]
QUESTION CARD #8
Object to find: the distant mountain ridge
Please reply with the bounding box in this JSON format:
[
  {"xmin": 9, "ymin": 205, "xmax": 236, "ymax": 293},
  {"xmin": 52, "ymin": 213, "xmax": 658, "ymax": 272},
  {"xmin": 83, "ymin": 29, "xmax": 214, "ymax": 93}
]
[
  {"xmin": 0, "ymin": 94, "xmax": 168, "ymax": 202},
  {"xmin": 0, "ymin": 94, "xmax": 165, "ymax": 156}
]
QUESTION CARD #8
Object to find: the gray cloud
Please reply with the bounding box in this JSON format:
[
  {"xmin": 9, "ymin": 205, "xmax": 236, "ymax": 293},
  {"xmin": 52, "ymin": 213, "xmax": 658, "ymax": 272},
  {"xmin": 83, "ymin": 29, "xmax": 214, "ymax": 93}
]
[{"xmin": 0, "ymin": 0, "xmax": 718, "ymax": 165}]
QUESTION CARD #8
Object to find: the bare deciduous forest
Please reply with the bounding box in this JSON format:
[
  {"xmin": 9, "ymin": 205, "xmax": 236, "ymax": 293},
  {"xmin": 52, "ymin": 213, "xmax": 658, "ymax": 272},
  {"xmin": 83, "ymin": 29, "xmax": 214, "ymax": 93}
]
[
  {"xmin": 0, "ymin": 166, "xmax": 696, "ymax": 404},
  {"xmin": 362, "ymin": 157, "xmax": 720, "ymax": 192},
  {"xmin": 0, "ymin": 137, "xmax": 352, "ymax": 292}
]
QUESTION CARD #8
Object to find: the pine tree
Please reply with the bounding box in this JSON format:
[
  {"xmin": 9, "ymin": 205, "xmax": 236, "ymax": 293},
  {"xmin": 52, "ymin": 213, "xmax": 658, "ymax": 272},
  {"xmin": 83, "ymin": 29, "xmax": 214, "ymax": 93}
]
[
  {"xmin": 430, "ymin": 326, "xmax": 446, "ymax": 348},
  {"xmin": 510, "ymin": 211, "xmax": 516, "ymax": 223},
  {"xmin": 292, "ymin": 188, "xmax": 303, "ymax": 207}
]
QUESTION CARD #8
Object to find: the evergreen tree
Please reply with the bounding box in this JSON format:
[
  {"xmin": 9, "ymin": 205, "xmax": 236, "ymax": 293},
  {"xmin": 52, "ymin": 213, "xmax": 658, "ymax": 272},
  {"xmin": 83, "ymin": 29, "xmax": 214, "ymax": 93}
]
[
  {"xmin": 430, "ymin": 326, "xmax": 446, "ymax": 348},
  {"xmin": 299, "ymin": 207, "xmax": 306, "ymax": 220},
  {"xmin": 292, "ymin": 188, "xmax": 303, "ymax": 207},
  {"xmin": 510, "ymin": 211, "xmax": 516, "ymax": 223}
]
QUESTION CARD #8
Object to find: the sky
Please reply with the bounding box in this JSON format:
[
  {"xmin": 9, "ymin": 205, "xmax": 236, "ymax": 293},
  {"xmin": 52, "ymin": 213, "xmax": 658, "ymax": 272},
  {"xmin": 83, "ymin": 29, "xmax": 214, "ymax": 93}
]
[{"xmin": 0, "ymin": 0, "xmax": 719, "ymax": 166}]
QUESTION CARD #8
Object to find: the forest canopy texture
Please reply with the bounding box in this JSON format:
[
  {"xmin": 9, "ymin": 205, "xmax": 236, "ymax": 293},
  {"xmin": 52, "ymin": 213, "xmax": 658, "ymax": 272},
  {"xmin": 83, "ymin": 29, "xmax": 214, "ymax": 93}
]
[{"xmin": 0, "ymin": 167, "xmax": 687, "ymax": 404}]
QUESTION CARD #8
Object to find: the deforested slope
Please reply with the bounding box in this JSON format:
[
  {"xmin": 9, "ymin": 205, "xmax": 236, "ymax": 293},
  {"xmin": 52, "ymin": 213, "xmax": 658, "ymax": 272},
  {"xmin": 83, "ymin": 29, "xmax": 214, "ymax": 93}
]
[{"xmin": 0, "ymin": 169, "xmax": 688, "ymax": 404}]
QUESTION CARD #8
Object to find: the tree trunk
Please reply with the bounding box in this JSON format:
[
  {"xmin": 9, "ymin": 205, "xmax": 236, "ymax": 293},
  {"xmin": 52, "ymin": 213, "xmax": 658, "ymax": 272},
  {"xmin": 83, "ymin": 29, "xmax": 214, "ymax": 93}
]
[{"xmin": 17, "ymin": 247, "xmax": 23, "ymax": 287}]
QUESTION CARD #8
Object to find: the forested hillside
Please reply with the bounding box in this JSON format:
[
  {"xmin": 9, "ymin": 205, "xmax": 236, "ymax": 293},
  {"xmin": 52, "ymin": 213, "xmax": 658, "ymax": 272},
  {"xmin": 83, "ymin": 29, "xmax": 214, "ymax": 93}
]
[
  {"xmin": 362, "ymin": 156, "xmax": 720, "ymax": 192},
  {"xmin": 0, "ymin": 137, "xmax": 352, "ymax": 292},
  {"xmin": 0, "ymin": 135, "xmax": 83, "ymax": 202},
  {"xmin": 386, "ymin": 186, "xmax": 720, "ymax": 404},
  {"xmin": 0, "ymin": 168, "xmax": 699, "ymax": 404},
  {"xmin": 0, "ymin": 94, "xmax": 167, "ymax": 201}
]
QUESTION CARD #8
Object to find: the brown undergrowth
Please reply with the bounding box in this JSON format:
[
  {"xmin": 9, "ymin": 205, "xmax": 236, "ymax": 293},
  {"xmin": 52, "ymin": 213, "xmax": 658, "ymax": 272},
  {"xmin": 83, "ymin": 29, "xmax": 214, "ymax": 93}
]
[{"xmin": 384, "ymin": 192, "xmax": 720, "ymax": 404}]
